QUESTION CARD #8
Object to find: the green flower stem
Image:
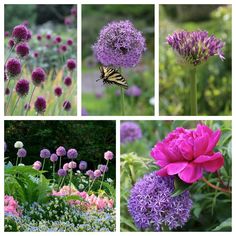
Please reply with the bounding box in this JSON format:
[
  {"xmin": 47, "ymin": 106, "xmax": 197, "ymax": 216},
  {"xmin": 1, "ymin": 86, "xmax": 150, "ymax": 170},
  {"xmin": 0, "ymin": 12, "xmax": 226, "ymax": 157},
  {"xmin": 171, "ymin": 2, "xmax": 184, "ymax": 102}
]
[
  {"xmin": 42, "ymin": 158, "xmax": 46, "ymax": 171},
  {"xmin": 128, "ymin": 164, "xmax": 136, "ymax": 186},
  {"xmin": 5, "ymin": 79, "xmax": 16, "ymax": 115},
  {"xmin": 52, "ymin": 163, "xmax": 55, "ymax": 184},
  {"xmin": 5, "ymin": 44, "xmax": 16, "ymax": 65},
  {"xmin": 99, "ymin": 160, "xmax": 109, "ymax": 191},
  {"xmin": 11, "ymin": 96, "xmax": 20, "ymax": 115},
  {"xmin": 59, "ymin": 176, "xmax": 65, "ymax": 189},
  {"xmin": 69, "ymin": 169, "xmax": 73, "ymax": 195},
  {"xmin": 120, "ymin": 87, "xmax": 125, "ymax": 115},
  {"xmin": 88, "ymin": 178, "xmax": 96, "ymax": 193},
  {"xmin": 59, "ymin": 156, "xmax": 62, "ymax": 169},
  {"xmin": 20, "ymin": 157, "xmax": 22, "ymax": 164},
  {"xmin": 25, "ymin": 85, "xmax": 36, "ymax": 116},
  {"xmin": 190, "ymin": 67, "xmax": 198, "ymax": 116},
  {"xmin": 15, "ymin": 156, "xmax": 19, "ymax": 166}
]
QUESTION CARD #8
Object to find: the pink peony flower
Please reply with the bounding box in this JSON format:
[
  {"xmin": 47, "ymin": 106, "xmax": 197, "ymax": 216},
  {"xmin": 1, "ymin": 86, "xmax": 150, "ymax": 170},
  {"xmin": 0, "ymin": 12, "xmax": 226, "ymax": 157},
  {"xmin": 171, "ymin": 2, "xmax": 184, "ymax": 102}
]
[
  {"xmin": 4, "ymin": 195, "xmax": 21, "ymax": 217},
  {"xmin": 151, "ymin": 124, "xmax": 224, "ymax": 183}
]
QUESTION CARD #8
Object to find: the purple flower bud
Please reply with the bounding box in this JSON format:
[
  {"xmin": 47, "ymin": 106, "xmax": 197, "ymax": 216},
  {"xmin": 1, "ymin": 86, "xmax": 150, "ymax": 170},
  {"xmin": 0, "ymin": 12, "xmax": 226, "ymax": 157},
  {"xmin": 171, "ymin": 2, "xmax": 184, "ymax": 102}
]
[
  {"xmin": 60, "ymin": 44, "xmax": 67, "ymax": 52},
  {"xmin": 12, "ymin": 24, "xmax": 28, "ymax": 42},
  {"xmin": 24, "ymin": 103, "xmax": 31, "ymax": 111},
  {"xmin": 31, "ymin": 67, "xmax": 46, "ymax": 86},
  {"xmin": 94, "ymin": 169, "xmax": 102, "ymax": 178},
  {"xmin": 54, "ymin": 86, "xmax": 62, "ymax": 97},
  {"xmin": 63, "ymin": 163, "xmax": 69, "ymax": 171},
  {"xmin": 67, "ymin": 148, "xmax": 78, "ymax": 159},
  {"xmin": 125, "ymin": 85, "xmax": 142, "ymax": 97},
  {"xmin": 40, "ymin": 149, "xmax": 51, "ymax": 159},
  {"xmin": 37, "ymin": 34, "xmax": 42, "ymax": 41},
  {"xmin": 50, "ymin": 153, "xmax": 58, "ymax": 162},
  {"xmin": 70, "ymin": 6, "xmax": 77, "ymax": 16},
  {"xmin": 33, "ymin": 51, "xmax": 39, "ymax": 58},
  {"xmin": 34, "ymin": 96, "xmax": 46, "ymax": 114},
  {"xmin": 8, "ymin": 38, "xmax": 15, "ymax": 48},
  {"xmin": 33, "ymin": 161, "xmax": 41, "ymax": 170},
  {"xmin": 79, "ymin": 161, "xmax": 87, "ymax": 171},
  {"xmin": 6, "ymin": 58, "xmax": 21, "ymax": 77},
  {"xmin": 66, "ymin": 59, "xmax": 76, "ymax": 71},
  {"xmin": 17, "ymin": 148, "xmax": 27, "ymax": 158},
  {"xmin": 16, "ymin": 42, "xmax": 30, "ymax": 58},
  {"xmin": 63, "ymin": 100, "xmax": 71, "ymax": 111},
  {"xmin": 56, "ymin": 146, "xmax": 66, "ymax": 157},
  {"xmin": 104, "ymin": 151, "xmax": 114, "ymax": 161},
  {"xmin": 85, "ymin": 170, "xmax": 95, "ymax": 179},
  {"xmin": 15, "ymin": 79, "xmax": 30, "ymax": 97},
  {"xmin": 46, "ymin": 33, "xmax": 51, "ymax": 40},
  {"xmin": 26, "ymin": 30, "xmax": 32, "ymax": 41},
  {"xmin": 58, "ymin": 168, "xmax": 67, "ymax": 177},
  {"xmin": 68, "ymin": 161, "xmax": 77, "ymax": 169},
  {"xmin": 67, "ymin": 38, "xmax": 73, "ymax": 46},
  {"xmin": 64, "ymin": 76, "xmax": 72, "ymax": 86},
  {"xmin": 98, "ymin": 164, "xmax": 108, "ymax": 173},
  {"xmin": 55, "ymin": 35, "xmax": 62, "ymax": 43}
]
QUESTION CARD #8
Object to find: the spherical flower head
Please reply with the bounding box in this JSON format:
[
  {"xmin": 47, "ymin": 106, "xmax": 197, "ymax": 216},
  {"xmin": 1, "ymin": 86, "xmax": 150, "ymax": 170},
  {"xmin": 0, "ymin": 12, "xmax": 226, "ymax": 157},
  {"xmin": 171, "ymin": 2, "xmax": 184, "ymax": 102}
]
[
  {"xmin": 12, "ymin": 24, "xmax": 28, "ymax": 43},
  {"xmin": 46, "ymin": 33, "xmax": 51, "ymax": 40},
  {"xmin": 54, "ymin": 86, "xmax": 62, "ymax": 97},
  {"xmin": 67, "ymin": 148, "xmax": 78, "ymax": 159},
  {"xmin": 6, "ymin": 58, "xmax": 21, "ymax": 78},
  {"xmin": 120, "ymin": 121, "xmax": 142, "ymax": 144},
  {"xmin": 104, "ymin": 150, "xmax": 114, "ymax": 160},
  {"xmin": 8, "ymin": 38, "xmax": 15, "ymax": 48},
  {"xmin": 93, "ymin": 20, "xmax": 146, "ymax": 68},
  {"xmin": 26, "ymin": 30, "xmax": 32, "ymax": 41},
  {"xmin": 55, "ymin": 35, "xmax": 62, "ymax": 43},
  {"xmin": 58, "ymin": 168, "xmax": 67, "ymax": 177},
  {"xmin": 64, "ymin": 17, "xmax": 73, "ymax": 26},
  {"xmin": 82, "ymin": 107, "xmax": 88, "ymax": 116},
  {"xmin": 70, "ymin": 6, "xmax": 77, "ymax": 16},
  {"xmin": 33, "ymin": 161, "xmax": 42, "ymax": 170},
  {"xmin": 5, "ymin": 31, "xmax": 9, "ymax": 37},
  {"xmin": 31, "ymin": 67, "xmax": 46, "ymax": 86},
  {"xmin": 128, "ymin": 172, "xmax": 192, "ymax": 231},
  {"xmin": 34, "ymin": 96, "xmax": 46, "ymax": 114},
  {"xmin": 40, "ymin": 148, "xmax": 51, "ymax": 159},
  {"xmin": 98, "ymin": 164, "xmax": 108, "ymax": 173},
  {"xmin": 37, "ymin": 34, "xmax": 42, "ymax": 41},
  {"xmin": 14, "ymin": 141, "xmax": 23, "ymax": 149},
  {"xmin": 63, "ymin": 100, "xmax": 71, "ymax": 111},
  {"xmin": 166, "ymin": 30, "xmax": 225, "ymax": 66},
  {"xmin": 67, "ymin": 38, "xmax": 73, "ymax": 46},
  {"xmin": 60, "ymin": 44, "xmax": 67, "ymax": 52},
  {"xmin": 94, "ymin": 169, "xmax": 102, "ymax": 178},
  {"xmin": 56, "ymin": 146, "xmax": 66, "ymax": 157},
  {"xmin": 15, "ymin": 79, "xmax": 30, "ymax": 97},
  {"xmin": 64, "ymin": 76, "xmax": 72, "ymax": 86},
  {"xmin": 125, "ymin": 85, "xmax": 142, "ymax": 97},
  {"xmin": 151, "ymin": 124, "xmax": 224, "ymax": 184},
  {"xmin": 85, "ymin": 170, "xmax": 95, "ymax": 179},
  {"xmin": 17, "ymin": 148, "xmax": 27, "ymax": 158},
  {"xmin": 50, "ymin": 153, "xmax": 58, "ymax": 162},
  {"xmin": 63, "ymin": 163, "xmax": 70, "ymax": 171},
  {"xmin": 79, "ymin": 160, "xmax": 87, "ymax": 170},
  {"xmin": 66, "ymin": 59, "xmax": 76, "ymax": 71},
  {"xmin": 15, "ymin": 42, "xmax": 30, "ymax": 58},
  {"xmin": 68, "ymin": 161, "xmax": 77, "ymax": 169},
  {"xmin": 33, "ymin": 51, "xmax": 39, "ymax": 58}
]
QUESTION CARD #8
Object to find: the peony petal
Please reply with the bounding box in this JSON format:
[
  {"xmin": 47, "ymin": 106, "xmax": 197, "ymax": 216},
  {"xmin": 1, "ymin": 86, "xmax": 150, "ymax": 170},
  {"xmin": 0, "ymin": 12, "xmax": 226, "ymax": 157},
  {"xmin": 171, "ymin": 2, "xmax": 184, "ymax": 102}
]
[
  {"xmin": 178, "ymin": 163, "xmax": 203, "ymax": 183},
  {"xmin": 156, "ymin": 167, "xmax": 168, "ymax": 176},
  {"xmin": 179, "ymin": 141, "xmax": 193, "ymax": 160},
  {"xmin": 194, "ymin": 134, "xmax": 209, "ymax": 157},
  {"xmin": 206, "ymin": 130, "xmax": 221, "ymax": 153},
  {"xmin": 165, "ymin": 162, "xmax": 188, "ymax": 175}
]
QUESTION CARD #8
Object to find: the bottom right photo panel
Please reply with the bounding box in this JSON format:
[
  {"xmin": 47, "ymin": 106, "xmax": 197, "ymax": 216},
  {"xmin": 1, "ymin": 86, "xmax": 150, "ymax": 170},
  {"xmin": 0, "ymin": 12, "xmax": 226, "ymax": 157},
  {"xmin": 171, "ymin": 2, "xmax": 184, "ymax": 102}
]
[{"xmin": 120, "ymin": 120, "xmax": 232, "ymax": 232}]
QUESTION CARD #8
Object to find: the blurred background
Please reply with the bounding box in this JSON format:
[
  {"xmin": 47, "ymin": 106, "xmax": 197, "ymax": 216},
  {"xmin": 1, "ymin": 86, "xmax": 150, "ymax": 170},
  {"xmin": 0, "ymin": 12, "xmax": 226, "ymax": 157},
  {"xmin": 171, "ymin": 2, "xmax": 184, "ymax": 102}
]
[
  {"xmin": 159, "ymin": 5, "xmax": 232, "ymax": 116},
  {"xmin": 82, "ymin": 4, "xmax": 154, "ymax": 116}
]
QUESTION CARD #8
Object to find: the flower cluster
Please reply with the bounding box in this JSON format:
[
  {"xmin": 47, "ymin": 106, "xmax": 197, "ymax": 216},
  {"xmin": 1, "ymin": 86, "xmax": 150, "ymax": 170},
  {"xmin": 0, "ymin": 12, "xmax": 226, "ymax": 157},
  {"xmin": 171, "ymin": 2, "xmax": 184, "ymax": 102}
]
[
  {"xmin": 120, "ymin": 121, "xmax": 142, "ymax": 144},
  {"xmin": 4, "ymin": 195, "xmax": 21, "ymax": 217}
]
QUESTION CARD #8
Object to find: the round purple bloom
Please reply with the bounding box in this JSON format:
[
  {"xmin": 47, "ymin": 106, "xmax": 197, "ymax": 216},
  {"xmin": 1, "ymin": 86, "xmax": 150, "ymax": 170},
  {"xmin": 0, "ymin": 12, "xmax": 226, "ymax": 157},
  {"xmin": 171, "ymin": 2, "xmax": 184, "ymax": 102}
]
[
  {"xmin": 125, "ymin": 85, "xmax": 142, "ymax": 97},
  {"xmin": 71, "ymin": 6, "xmax": 77, "ymax": 16},
  {"xmin": 93, "ymin": 20, "xmax": 146, "ymax": 68},
  {"xmin": 8, "ymin": 38, "xmax": 15, "ymax": 48},
  {"xmin": 66, "ymin": 59, "xmax": 76, "ymax": 71},
  {"xmin": 58, "ymin": 168, "xmax": 67, "ymax": 177},
  {"xmin": 64, "ymin": 76, "xmax": 72, "ymax": 86},
  {"xmin": 166, "ymin": 30, "xmax": 225, "ymax": 66},
  {"xmin": 33, "ymin": 51, "xmax": 39, "ymax": 58},
  {"xmin": 79, "ymin": 161, "xmax": 88, "ymax": 171},
  {"xmin": 33, "ymin": 161, "xmax": 41, "ymax": 170},
  {"xmin": 12, "ymin": 24, "xmax": 28, "ymax": 42},
  {"xmin": 67, "ymin": 148, "xmax": 78, "ymax": 159},
  {"xmin": 26, "ymin": 30, "xmax": 32, "ymax": 41},
  {"xmin": 6, "ymin": 58, "xmax": 21, "ymax": 77},
  {"xmin": 68, "ymin": 161, "xmax": 77, "ymax": 169},
  {"xmin": 15, "ymin": 79, "xmax": 30, "ymax": 97},
  {"xmin": 16, "ymin": 42, "xmax": 30, "ymax": 58},
  {"xmin": 94, "ymin": 169, "xmax": 102, "ymax": 178},
  {"xmin": 37, "ymin": 34, "xmax": 42, "ymax": 41},
  {"xmin": 40, "ymin": 149, "xmax": 51, "ymax": 159},
  {"xmin": 54, "ymin": 86, "xmax": 62, "ymax": 97},
  {"xmin": 46, "ymin": 33, "xmax": 51, "ymax": 40},
  {"xmin": 82, "ymin": 107, "xmax": 88, "ymax": 116},
  {"xmin": 63, "ymin": 163, "xmax": 69, "ymax": 171},
  {"xmin": 104, "ymin": 150, "xmax": 114, "ymax": 160},
  {"xmin": 17, "ymin": 148, "xmax": 27, "ymax": 158},
  {"xmin": 67, "ymin": 38, "xmax": 73, "ymax": 46},
  {"xmin": 60, "ymin": 44, "xmax": 67, "ymax": 52},
  {"xmin": 56, "ymin": 146, "xmax": 66, "ymax": 157},
  {"xmin": 63, "ymin": 100, "xmax": 71, "ymax": 111},
  {"xmin": 31, "ymin": 67, "xmax": 46, "ymax": 86},
  {"xmin": 128, "ymin": 172, "xmax": 192, "ymax": 231},
  {"xmin": 85, "ymin": 170, "xmax": 95, "ymax": 179},
  {"xmin": 50, "ymin": 153, "xmax": 58, "ymax": 162},
  {"xmin": 98, "ymin": 164, "xmax": 108, "ymax": 173},
  {"xmin": 120, "ymin": 121, "xmax": 142, "ymax": 144},
  {"xmin": 34, "ymin": 96, "xmax": 46, "ymax": 114},
  {"xmin": 55, "ymin": 36, "xmax": 62, "ymax": 43}
]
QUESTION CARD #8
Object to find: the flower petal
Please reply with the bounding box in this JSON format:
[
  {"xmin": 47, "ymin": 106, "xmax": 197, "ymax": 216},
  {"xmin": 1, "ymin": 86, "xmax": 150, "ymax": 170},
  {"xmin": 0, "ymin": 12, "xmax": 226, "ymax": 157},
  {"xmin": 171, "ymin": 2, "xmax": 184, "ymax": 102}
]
[
  {"xmin": 156, "ymin": 167, "xmax": 168, "ymax": 176},
  {"xmin": 165, "ymin": 162, "xmax": 188, "ymax": 175},
  {"xmin": 194, "ymin": 134, "xmax": 209, "ymax": 157},
  {"xmin": 178, "ymin": 163, "xmax": 203, "ymax": 183},
  {"xmin": 206, "ymin": 130, "xmax": 221, "ymax": 153}
]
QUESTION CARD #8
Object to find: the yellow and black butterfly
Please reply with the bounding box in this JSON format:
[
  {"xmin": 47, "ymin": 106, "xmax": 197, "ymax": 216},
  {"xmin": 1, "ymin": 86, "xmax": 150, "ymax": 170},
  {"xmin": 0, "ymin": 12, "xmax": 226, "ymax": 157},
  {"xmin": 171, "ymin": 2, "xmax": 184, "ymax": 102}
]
[{"xmin": 96, "ymin": 66, "xmax": 128, "ymax": 89}]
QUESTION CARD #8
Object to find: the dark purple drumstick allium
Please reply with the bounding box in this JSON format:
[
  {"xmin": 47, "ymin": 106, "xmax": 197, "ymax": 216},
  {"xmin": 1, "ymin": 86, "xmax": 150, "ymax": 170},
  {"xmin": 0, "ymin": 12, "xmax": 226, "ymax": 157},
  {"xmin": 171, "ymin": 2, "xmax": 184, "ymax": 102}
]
[
  {"xmin": 12, "ymin": 24, "xmax": 29, "ymax": 43},
  {"xmin": 31, "ymin": 67, "xmax": 46, "ymax": 86},
  {"xmin": 15, "ymin": 79, "xmax": 30, "ymax": 97},
  {"xmin": 6, "ymin": 58, "xmax": 21, "ymax": 77},
  {"xmin": 16, "ymin": 42, "xmax": 30, "ymax": 58},
  {"xmin": 34, "ymin": 96, "xmax": 46, "ymax": 114}
]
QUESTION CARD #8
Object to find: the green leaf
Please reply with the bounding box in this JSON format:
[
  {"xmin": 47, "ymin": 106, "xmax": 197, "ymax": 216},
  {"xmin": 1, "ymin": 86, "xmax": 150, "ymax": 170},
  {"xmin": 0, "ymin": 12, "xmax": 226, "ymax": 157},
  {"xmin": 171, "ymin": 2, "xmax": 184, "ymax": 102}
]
[
  {"xmin": 172, "ymin": 176, "xmax": 191, "ymax": 197},
  {"xmin": 212, "ymin": 218, "xmax": 231, "ymax": 231},
  {"xmin": 60, "ymin": 195, "xmax": 87, "ymax": 202}
]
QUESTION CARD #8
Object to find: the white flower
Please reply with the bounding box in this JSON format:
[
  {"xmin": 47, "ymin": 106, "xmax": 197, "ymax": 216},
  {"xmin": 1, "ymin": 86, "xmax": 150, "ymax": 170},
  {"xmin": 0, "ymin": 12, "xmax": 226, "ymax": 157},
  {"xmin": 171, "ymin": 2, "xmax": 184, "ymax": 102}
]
[
  {"xmin": 18, "ymin": 163, "xmax": 25, "ymax": 166},
  {"xmin": 107, "ymin": 178, "xmax": 113, "ymax": 183},
  {"xmin": 149, "ymin": 97, "xmax": 155, "ymax": 106},
  {"xmin": 14, "ymin": 141, "xmax": 24, "ymax": 148},
  {"xmin": 78, "ymin": 184, "xmax": 84, "ymax": 190}
]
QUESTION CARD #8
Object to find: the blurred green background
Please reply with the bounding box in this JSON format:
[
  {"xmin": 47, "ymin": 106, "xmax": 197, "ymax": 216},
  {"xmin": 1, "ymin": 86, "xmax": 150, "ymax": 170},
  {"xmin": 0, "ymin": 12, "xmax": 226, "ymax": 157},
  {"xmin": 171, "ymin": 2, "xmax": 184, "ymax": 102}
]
[
  {"xmin": 159, "ymin": 5, "xmax": 232, "ymax": 116},
  {"xmin": 5, "ymin": 120, "xmax": 116, "ymax": 179},
  {"xmin": 82, "ymin": 4, "xmax": 154, "ymax": 116},
  {"xmin": 120, "ymin": 120, "xmax": 232, "ymax": 231}
]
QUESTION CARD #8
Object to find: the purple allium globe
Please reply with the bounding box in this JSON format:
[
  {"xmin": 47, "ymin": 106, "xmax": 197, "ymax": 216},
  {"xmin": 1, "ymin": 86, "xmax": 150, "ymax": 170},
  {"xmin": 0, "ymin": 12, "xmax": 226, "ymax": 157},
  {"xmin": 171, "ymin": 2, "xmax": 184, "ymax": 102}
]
[
  {"xmin": 40, "ymin": 149, "xmax": 51, "ymax": 159},
  {"xmin": 104, "ymin": 150, "xmax": 114, "ymax": 160},
  {"xmin": 120, "ymin": 121, "xmax": 142, "ymax": 144},
  {"xmin": 56, "ymin": 146, "xmax": 66, "ymax": 157},
  {"xmin": 54, "ymin": 86, "xmax": 62, "ymax": 97},
  {"xmin": 12, "ymin": 24, "xmax": 28, "ymax": 43},
  {"xmin": 166, "ymin": 30, "xmax": 225, "ymax": 66},
  {"xmin": 33, "ymin": 51, "xmax": 39, "ymax": 58},
  {"xmin": 125, "ymin": 85, "xmax": 142, "ymax": 97},
  {"xmin": 86, "ymin": 170, "xmax": 95, "ymax": 179},
  {"xmin": 94, "ymin": 169, "xmax": 102, "ymax": 178},
  {"xmin": 79, "ymin": 160, "xmax": 88, "ymax": 171},
  {"xmin": 15, "ymin": 79, "xmax": 30, "ymax": 97},
  {"xmin": 68, "ymin": 161, "xmax": 77, "ymax": 169},
  {"xmin": 93, "ymin": 20, "xmax": 146, "ymax": 68},
  {"xmin": 128, "ymin": 172, "xmax": 192, "ymax": 231},
  {"xmin": 58, "ymin": 168, "xmax": 67, "ymax": 177},
  {"xmin": 55, "ymin": 35, "xmax": 62, "ymax": 43},
  {"xmin": 63, "ymin": 163, "xmax": 69, "ymax": 171},
  {"xmin": 31, "ymin": 67, "xmax": 46, "ymax": 86},
  {"xmin": 67, "ymin": 148, "xmax": 78, "ymax": 159},
  {"xmin": 34, "ymin": 96, "xmax": 46, "ymax": 114},
  {"xmin": 64, "ymin": 76, "xmax": 72, "ymax": 86},
  {"xmin": 8, "ymin": 38, "xmax": 15, "ymax": 48},
  {"xmin": 33, "ymin": 161, "xmax": 42, "ymax": 170},
  {"xmin": 98, "ymin": 164, "xmax": 108, "ymax": 173},
  {"xmin": 15, "ymin": 42, "xmax": 30, "ymax": 58},
  {"xmin": 6, "ymin": 58, "xmax": 21, "ymax": 77},
  {"xmin": 37, "ymin": 34, "xmax": 42, "ymax": 41},
  {"xmin": 67, "ymin": 38, "xmax": 73, "ymax": 46},
  {"xmin": 46, "ymin": 33, "xmax": 51, "ymax": 40},
  {"xmin": 50, "ymin": 153, "xmax": 58, "ymax": 162},
  {"xmin": 67, "ymin": 59, "xmax": 76, "ymax": 71},
  {"xmin": 63, "ymin": 100, "xmax": 71, "ymax": 111},
  {"xmin": 26, "ymin": 30, "xmax": 32, "ymax": 41},
  {"xmin": 60, "ymin": 44, "xmax": 67, "ymax": 52},
  {"xmin": 17, "ymin": 148, "xmax": 27, "ymax": 158}
]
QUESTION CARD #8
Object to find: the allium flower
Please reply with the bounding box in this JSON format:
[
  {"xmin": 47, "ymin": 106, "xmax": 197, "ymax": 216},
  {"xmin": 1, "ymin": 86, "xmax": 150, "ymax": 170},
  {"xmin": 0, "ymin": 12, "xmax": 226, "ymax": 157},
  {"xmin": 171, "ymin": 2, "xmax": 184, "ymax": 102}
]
[
  {"xmin": 40, "ymin": 148, "xmax": 51, "ymax": 159},
  {"xmin": 86, "ymin": 170, "xmax": 95, "ymax": 179},
  {"xmin": 67, "ymin": 59, "xmax": 76, "ymax": 70},
  {"xmin": 33, "ymin": 161, "xmax": 42, "ymax": 170},
  {"xmin": 50, "ymin": 153, "xmax": 58, "ymax": 162},
  {"xmin": 58, "ymin": 168, "xmax": 67, "ymax": 177},
  {"xmin": 26, "ymin": 30, "xmax": 32, "ymax": 41},
  {"xmin": 63, "ymin": 100, "xmax": 71, "ymax": 111},
  {"xmin": 12, "ymin": 24, "xmax": 28, "ymax": 42},
  {"xmin": 6, "ymin": 58, "xmax": 21, "ymax": 77},
  {"xmin": 67, "ymin": 148, "xmax": 78, "ymax": 159},
  {"xmin": 82, "ymin": 107, "xmax": 88, "ymax": 116},
  {"xmin": 34, "ymin": 96, "xmax": 46, "ymax": 114},
  {"xmin": 166, "ymin": 30, "xmax": 225, "ymax": 66},
  {"xmin": 98, "ymin": 164, "xmax": 108, "ymax": 173},
  {"xmin": 15, "ymin": 79, "xmax": 30, "ymax": 97},
  {"xmin": 46, "ymin": 33, "xmax": 51, "ymax": 40},
  {"xmin": 64, "ymin": 76, "xmax": 72, "ymax": 86},
  {"xmin": 70, "ymin": 6, "xmax": 77, "ymax": 16},
  {"xmin": 60, "ymin": 44, "xmax": 67, "ymax": 52},
  {"xmin": 14, "ymin": 141, "xmax": 23, "ymax": 148},
  {"xmin": 54, "ymin": 86, "xmax": 62, "ymax": 97},
  {"xmin": 15, "ymin": 42, "xmax": 30, "ymax": 58},
  {"xmin": 63, "ymin": 163, "xmax": 70, "ymax": 171},
  {"xmin": 93, "ymin": 20, "xmax": 146, "ymax": 68},
  {"xmin": 104, "ymin": 151, "xmax": 114, "ymax": 160},
  {"xmin": 37, "ymin": 34, "xmax": 42, "ymax": 41},
  {"xmin": 5, "ymin": 31, "xmax": 9, "ymax": 37},
  {"xmin": 56, "ymin": 146, "xmax": 66, "ymax": 156},
  {"xmin": 68, "ymin": 161, "xmax": 77, "ymax": 169},
  {"xmin": 94, "ymin": 169, "xmax": 102, "ymax": 178},
  {"xmin": 120, "ymin": 121, "xmax": 142, "ymax": 144},
  {"xmin": 5, "ymin": 88, "xmax": 10, "ymax": 95},
  {"xmin": 64, "ymin": 17, "xmax": 73, "ymax": 26},
  {"xmin": 55, "ymin": 35, "xmax": 62, "ymax": 43},
  {"xmin": 151, "ymin": 124, "xmax": 224, "ymax": 183},
  {"xmin": 128, "ymin": 172, "xmax": 192, "ymax": 231},
  {"xmin": 67, "ymin": 38, "xmax": 73, "ymax": 46},
  {"xmin": 125, "ymin": 85, "xmax": 142, "ymax": 97},
  {"xmin": 8, "ymin": 38, "xmax": 15, "ymax": 48},
  {"xmin": 17, "ymin": 148, "xmax": 27, "ymax": 158},
  {"xmin": 33, "ymin": 51, "xmax": 39, "ymax": 58},
  {"xmin": 31, "ymin": 67, "xmax": 46, "ymax": 86},
  {"xmin": 79, "ymin": 161, "xmax": 88, "ymax": 171}
]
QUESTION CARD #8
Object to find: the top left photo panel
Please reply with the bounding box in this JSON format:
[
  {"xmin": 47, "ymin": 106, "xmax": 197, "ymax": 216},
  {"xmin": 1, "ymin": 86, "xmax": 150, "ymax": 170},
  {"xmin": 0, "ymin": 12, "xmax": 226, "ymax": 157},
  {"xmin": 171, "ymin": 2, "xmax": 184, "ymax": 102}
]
[{"xmin": 4, "ymin": 4, "xmax": 77, "ymax": 116}]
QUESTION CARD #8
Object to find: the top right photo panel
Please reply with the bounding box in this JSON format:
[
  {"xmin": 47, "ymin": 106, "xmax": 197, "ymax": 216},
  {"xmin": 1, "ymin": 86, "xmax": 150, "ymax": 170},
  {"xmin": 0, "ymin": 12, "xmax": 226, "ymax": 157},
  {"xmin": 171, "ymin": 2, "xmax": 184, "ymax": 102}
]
[{"xmin": 159, "ymin": 4, "xmax": 232, "ymax": 116}]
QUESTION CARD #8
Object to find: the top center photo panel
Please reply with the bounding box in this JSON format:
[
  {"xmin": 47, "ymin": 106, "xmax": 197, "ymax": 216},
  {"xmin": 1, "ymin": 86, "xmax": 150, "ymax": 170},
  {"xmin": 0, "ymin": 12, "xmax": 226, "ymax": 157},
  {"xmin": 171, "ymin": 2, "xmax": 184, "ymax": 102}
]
[{"xmin": 81, "ymin": 4, "xmax": 155, "ymax": 116}]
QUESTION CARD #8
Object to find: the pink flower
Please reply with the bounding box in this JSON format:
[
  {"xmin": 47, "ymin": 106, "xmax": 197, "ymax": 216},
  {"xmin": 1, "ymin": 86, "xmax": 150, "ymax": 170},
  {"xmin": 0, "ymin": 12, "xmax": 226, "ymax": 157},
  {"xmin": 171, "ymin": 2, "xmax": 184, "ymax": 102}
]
[
  {"xmin": 4, "ymin": 195, "xmax": 21, "ymax": 217},
  {"xmin": 68, "ymin": 161, "xmax": 77, "ymax": 169},
  {"xmin": 104, "ymin": 150, "xmax": 114, "ymax": 160},
  {"xmin": 63, "ymin": 163, "xmax": 70, "ymax": 171},
  {"xmin": 151, "ymin": 124, "xmax": 224, "ymax": 183},
  {"xmin": 32, "ymin": 161, "xmax": 42, "ymax": 170}
]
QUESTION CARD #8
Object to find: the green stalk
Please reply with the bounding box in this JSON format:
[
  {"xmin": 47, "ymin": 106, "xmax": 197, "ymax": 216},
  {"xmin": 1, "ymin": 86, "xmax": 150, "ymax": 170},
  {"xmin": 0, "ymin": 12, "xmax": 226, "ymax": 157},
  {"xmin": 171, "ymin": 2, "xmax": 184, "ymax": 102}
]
[
  {"xmin": 59, "ymin": 156, "xmax": 62, "ymax": 169},
  {"xmin": 99, "ymin": 160, "xmax": 109, "ymax": 191},
  {"xmin": 190, "ymin": 67, "xmax": 198, "ymax": 116},
  {"xmin": 11, "ymin": 96, "xmax": 20, "ymax": 115},
  {"xmin": 53, "ymin": 163, "xmax": 55, "ymax": 184},
  {"xmin": 15, "ymin": 156, "xmax": 19, "ymax": 166},
  {"xmin": 69, "ymin": 169, "xmax": 73, "ymax": 195},
  {"xmin": 42, "ymin": 158, "xmax": 46, "ymax": 171},
  {"xmin": 5, "ymin": 44, "xmax": 16, "ymax": 65},
  {"xmin": 5, "ymin": 79, "xmax": 16, "ymax": 115},
  {"xmin": 120, "ymin": 87, "xmax": 125, "ymax": 115},
  {"xmin": 25, "ymin": 85, "xmax": 36, "ymax": 116}
]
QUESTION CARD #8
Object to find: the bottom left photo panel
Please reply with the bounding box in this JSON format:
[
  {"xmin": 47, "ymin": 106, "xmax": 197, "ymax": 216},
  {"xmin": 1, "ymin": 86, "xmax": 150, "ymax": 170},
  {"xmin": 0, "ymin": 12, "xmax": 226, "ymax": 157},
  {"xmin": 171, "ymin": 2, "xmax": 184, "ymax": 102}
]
[{"xmin": 4, "ymin": 120, "xmax": 116, "ymax": 232}]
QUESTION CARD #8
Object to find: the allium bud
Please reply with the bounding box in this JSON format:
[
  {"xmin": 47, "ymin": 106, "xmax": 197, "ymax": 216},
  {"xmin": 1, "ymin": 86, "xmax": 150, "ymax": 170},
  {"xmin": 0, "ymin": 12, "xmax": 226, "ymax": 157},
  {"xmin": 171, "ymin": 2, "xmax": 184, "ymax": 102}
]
[
  {"xmin": 17, "ymin": 148, "xmax": 27, "ymax": 158},
  {"xmin": 54, "ymin": 86, "xmax": 62, "ymax": 97},
  {"xmin": 34, "ymin": 96, "xmax": 46, "ymax": 114},
  {"xmin": 15, "ymin": 79, "xmax": 30, "ymax": 97},
  {"xmin": 67, "ymin": 148, "xmax": 78, "ymax": 159},
  {"xmin": 31, "ymin": 67, "xmax": 46, "ymax": 86},
  {"xmin": 12, "ymin": 24, "xmax": 28, "ymax": 42},
  {"xmin": 104, "ymin": 151, "xmax": 114, "ymax": 160},
  {"xmin": 16, "ymin": 42, "xmax": 30, "ymax": 58},
  {"xmin": 64, "ymin": 76, "xmax": 72, "ymax": 86},
  {"xmin": 50, "ymin": 153, "xmax": 58, "ymax": 162},
  {"xmin": 56, "ymin": 146, "xmax": 66, "ymax": 156},
  {"xmin": 6, "ymin": 58, "xmax": 21, "ymax": 77},
  {"xmin": 14, "ymin": 141, "xmax": 23, "ymax": 149},
  {"xmin": 58, "ymin": 168, "xmax": 67, "ymax": 177},
  {"xmin": 63, "ymin": 100, "xmax": 71, "ymax": 111},
  {"xmin": 66, "ymin": 59, "xmax": 76, "ymax": 70}
]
